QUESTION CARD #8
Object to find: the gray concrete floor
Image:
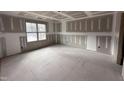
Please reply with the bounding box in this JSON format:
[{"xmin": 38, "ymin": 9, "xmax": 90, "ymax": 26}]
[{"xmin": 0, "ymin": 45, "xmax": 123, "ymax": 81}]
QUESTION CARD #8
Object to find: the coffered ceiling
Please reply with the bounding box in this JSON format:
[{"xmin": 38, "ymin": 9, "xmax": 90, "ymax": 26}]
[{"xmin": 0, "ymin": 11, "xmax": 114, "ymax": 22}]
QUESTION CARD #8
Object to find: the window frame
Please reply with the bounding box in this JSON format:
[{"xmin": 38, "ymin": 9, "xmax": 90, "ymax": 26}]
[{"xmin": 25, "ymin": 20, "xmax": 48, "ymax": 43}]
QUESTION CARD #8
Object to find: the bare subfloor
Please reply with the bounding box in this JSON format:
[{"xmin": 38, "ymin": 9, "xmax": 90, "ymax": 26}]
[{"xmin": 0, "ymin": 45, "xmax": 123, "ymax": 81}]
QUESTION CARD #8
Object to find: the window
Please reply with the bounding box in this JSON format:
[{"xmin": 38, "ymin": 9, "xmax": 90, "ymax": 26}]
[
  {"xmin": 38, "ymin": 24, "xmax": 46, "ymax": 40},
  {"xmin": 26, "ymin": 22, "xmax": 47, "ymax": 42},
  {"xmin": 26, "ymin": 23, "xmax": 37, "ymax": 42}
]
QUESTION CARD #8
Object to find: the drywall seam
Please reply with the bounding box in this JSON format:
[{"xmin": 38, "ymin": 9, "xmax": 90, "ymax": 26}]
[{"xmin": 54, "ymin": 32, "xmax": 112, "ymax": 36}]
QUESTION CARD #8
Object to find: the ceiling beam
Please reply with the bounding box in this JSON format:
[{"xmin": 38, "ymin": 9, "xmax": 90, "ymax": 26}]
[
  {"xmin": 84, "ymin": 11, "xmax": 92, "ymax": 17},
  {"xmin": 25, "ymin": 11, "xmax": 60, "ymax": 21},
  {"xmin": 53, "ymin": 11, "xmax": 75, "ymax": 19}
]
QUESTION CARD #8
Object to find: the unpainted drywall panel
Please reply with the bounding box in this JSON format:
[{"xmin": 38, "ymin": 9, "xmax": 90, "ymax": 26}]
[
  {"xmin": 0, "ymin": 37, "xmax": 6, "ymax": 58},
  {"xmin": 87, "ymin": 36, "xmax": 96, "ymax": 51},
  {"xmin": 57, "ymin": 34, "xmax": 86, "ymax": 49},
  {"xmin": 122, "ymin": 59, "xmax": 124, "ymax": 80},
  {"xmin": 48, "ymin": 21, "xmax": 54, "ymax": 32},
  {"xmin": 4, "ymin": 33, "xmax": 25, "ymax": 56},
  {"xmin": 0, "ymin": 32, "xmax": 3, "ymax": 37},
  {"xmin": 66, "ymin": 14, "xmax": 113, "ymax": 32},
  {"xmin": 96, "ymin": 36, "xmax": 111, "ymax": 55},
  {"xmin": 62, "ymin": 21, "xmax": 66, "ymax": 32},
  {"xmin": 0, "ymin": 33, "xmax": 4, "ymax": 58},
  {"xmin": 0, "ymin": 39, "xmax": 2, "ymax": 58}
]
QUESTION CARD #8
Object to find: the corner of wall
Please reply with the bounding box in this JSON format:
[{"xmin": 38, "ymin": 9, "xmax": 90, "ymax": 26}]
[{"xmin": 111, "ymin": 12, "xmax": 122, "ymax": 63}]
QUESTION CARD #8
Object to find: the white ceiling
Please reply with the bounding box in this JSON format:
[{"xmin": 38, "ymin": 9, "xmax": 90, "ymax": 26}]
[{"xmin": 0, "ymin": 11, "xmax": 114, "ymax": 22}]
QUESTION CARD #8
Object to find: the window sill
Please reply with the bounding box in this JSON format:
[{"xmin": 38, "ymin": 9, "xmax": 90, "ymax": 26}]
[{"xmin": 27, "ymin": 39, "xmax": 47, "ymax": 43}]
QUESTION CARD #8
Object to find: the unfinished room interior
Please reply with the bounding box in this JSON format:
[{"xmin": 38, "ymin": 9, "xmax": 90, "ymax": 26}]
[{"xmin": 0, "ymin": 11, "xmax": 124, "ymax": 81}]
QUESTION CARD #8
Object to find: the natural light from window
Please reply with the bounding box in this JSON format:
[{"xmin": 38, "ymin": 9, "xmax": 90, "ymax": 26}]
[{"xmin": 26, "ymin": 22, "xmax": 47, "ymax": 42}]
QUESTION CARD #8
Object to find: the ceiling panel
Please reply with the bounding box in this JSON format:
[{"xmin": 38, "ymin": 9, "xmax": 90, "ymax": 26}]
[
  {"xmin": 32, "ymin": 11, "xmax": 68, "ymax": 19},
  {"xmin": 90, "ymin": 11, "xmax": 113, "ymax": 15},
  {"xmin": 61, "ymin": 11, "xmax": 87, "ymax": 18},
  {"xmin": 17, "ymin": 12, "xmax": 37, "ymax": 19},
  {"xmin": 0, "ymin": 11, "xmax": 114, "ymax": 21}
]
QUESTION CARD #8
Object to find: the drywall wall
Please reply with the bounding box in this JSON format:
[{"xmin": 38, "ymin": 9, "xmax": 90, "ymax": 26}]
[
  {"xmin": 0, "ymin": 37, "xmax": 6, "ymax": 58},
  {"xmin": 56, "ymin": 33, "xmax": 112, "ymax": 54},
  {"xmin": 55, "ymin": 14, "xmax": 114, "ymax": 55},
  {"xmin": 4, "ymin": 33, "xmax": 25, "ymax": 56},
  {"xmin": 0, "ymin": 33, "xmax": 4, "ymax": 58},
  {"xmin": 96, "ymin": 36, "xmax": 112, "ymax": 55},
  {"xmin": 87, "ymin": 36, "xmax": 96, "ymax": 51},
  {"xmin": 0, "ymin": 32, "xmax": 3, "ymax": 37},
  {"xmin": 0, "ymin": 14, "xmax": 56, "ymax": 56},
  {"xmin": 0, "ymin": 32, "xmax": 26, "ymax": 57},
  {"xmin": 116, "ymin": 13, "xmax": 124, "ymax": 65},
  {"xmin": 61, "ymin": 21, "xmax": 66, "ymax": 32},
  {"xmin": 111, "ymin": 12, "xmax": 121, "ymax": 64},
  {"xmin": 48, "ymin": 21, "xmax": 54, "ymax": 32},
  {"xmin": 57, "ymin": 34, "xmax": 87, "ymax": 48},
  {"xmin": 0, "ymin": 39, "xmax": 2, "ymax": 58},
  {"xmin": 122, "ymin": 59, "xmax": 124, "ymax": 80},
  {"xmin": 66, "ymin": 14, "xmax": 113, "ymax": 32},
  {"xmin": 53, "ymin": 22, "xmax": 61, "ymax": 32},
  {"xmin": 0, "ymin": 13, "xmax": 115, "ymax": 57}
]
